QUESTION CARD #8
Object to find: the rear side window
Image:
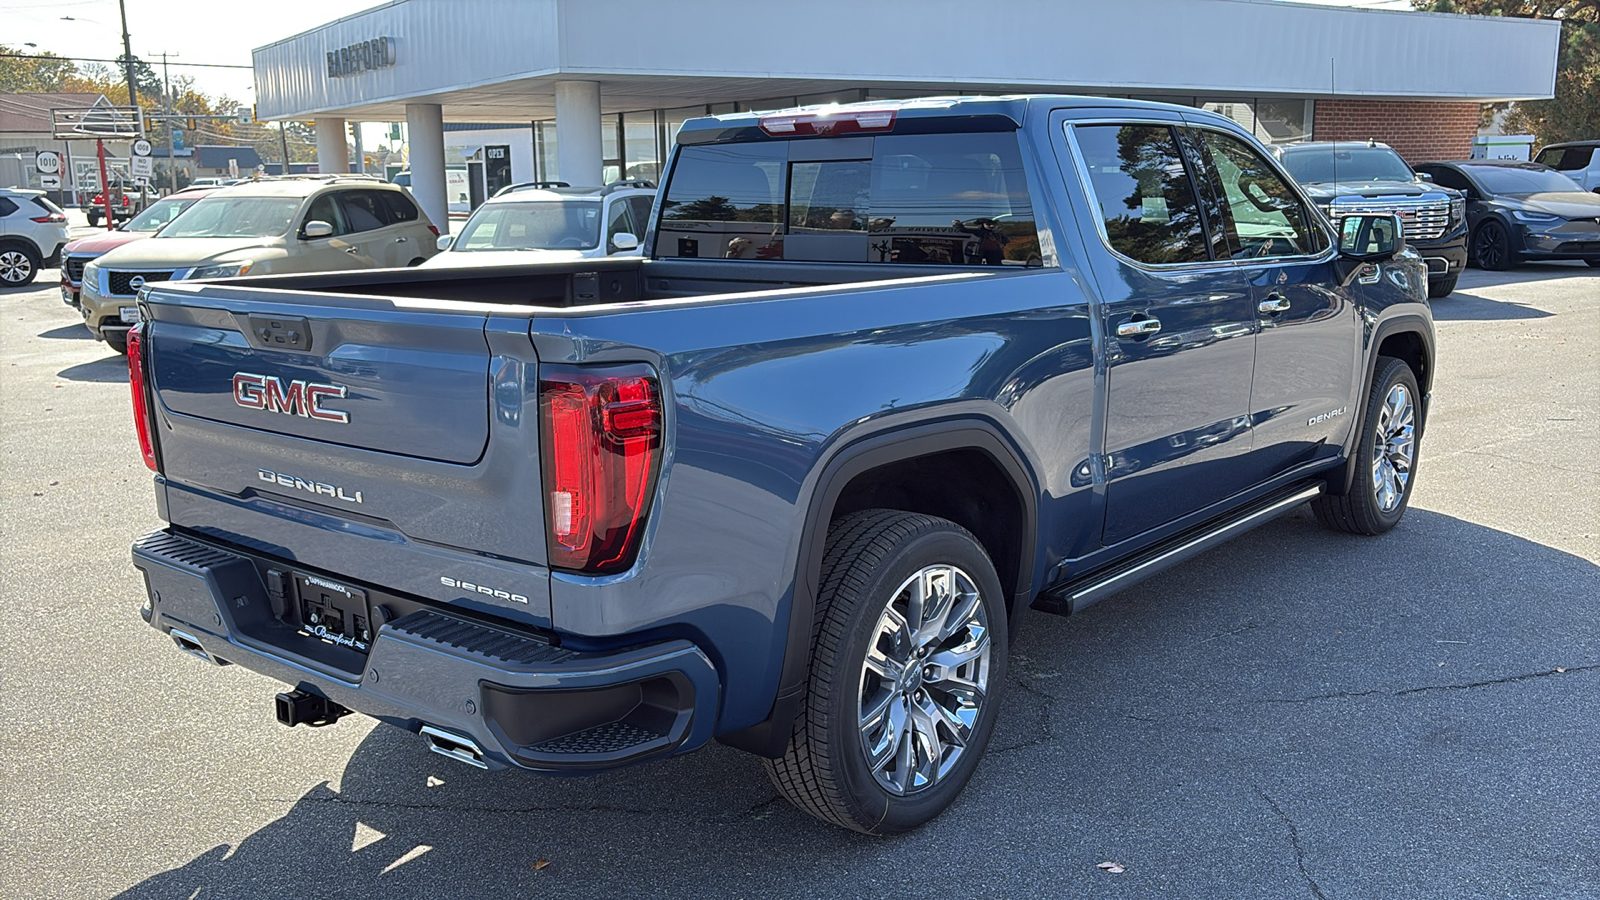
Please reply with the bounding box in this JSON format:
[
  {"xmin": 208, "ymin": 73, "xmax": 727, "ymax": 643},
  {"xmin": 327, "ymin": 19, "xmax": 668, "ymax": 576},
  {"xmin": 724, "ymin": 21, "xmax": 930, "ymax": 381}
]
[
  {"xmin": 339, "ymin": 190, "xmax": 389, "ymax": 232},
  {"xmin": 655, "ymin": 132, "xmax": 1039, "ymax": 265},
  {"xmin": 0, "ymin": 198, "xmax": 18, "ymax": 217},
  {"xmin": 378, "ymin": 190, "xmax": 421, "ymax": 223},
  {"xmin": 1073, "ymin": 123, "xmax": 1211, "ymax": 265},
  {"xmin": 30, "ymin": 196, "xmax": 65, "ymax": 215}
]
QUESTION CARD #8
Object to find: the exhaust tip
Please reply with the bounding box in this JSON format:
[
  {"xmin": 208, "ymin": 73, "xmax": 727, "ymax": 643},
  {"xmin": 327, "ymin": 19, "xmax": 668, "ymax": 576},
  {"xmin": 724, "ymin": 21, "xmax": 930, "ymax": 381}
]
[
  {"xmin": 169, "ymin": 628, "xmax": 222, "ymax": 665},
  {"xmin": 420, "ymin": 725, "xmax": 488, "ymax": 769}
]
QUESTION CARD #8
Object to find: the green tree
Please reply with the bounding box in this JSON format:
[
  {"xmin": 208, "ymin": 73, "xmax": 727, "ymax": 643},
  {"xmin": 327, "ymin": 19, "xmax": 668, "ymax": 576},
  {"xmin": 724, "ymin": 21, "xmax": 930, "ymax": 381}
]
[
  {"xmin": 0, "ymin": 45, "xmax": 80, "ymax": 92},
  {"xmin": 1415, "ymin": 1, "xmax": 1600, "ymax": 144}
]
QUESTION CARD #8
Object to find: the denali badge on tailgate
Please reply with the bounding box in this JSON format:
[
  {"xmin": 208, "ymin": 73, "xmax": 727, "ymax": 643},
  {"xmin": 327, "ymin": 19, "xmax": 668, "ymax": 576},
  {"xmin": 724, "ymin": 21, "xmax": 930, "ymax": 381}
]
[{"xmin": 233, "ymin": 372, "xmax": 350, "ymax": 423}]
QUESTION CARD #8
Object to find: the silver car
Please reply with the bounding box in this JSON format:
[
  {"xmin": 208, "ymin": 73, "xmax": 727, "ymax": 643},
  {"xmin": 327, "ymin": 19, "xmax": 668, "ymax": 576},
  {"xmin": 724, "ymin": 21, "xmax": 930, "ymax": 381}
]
[{"xmin": 0, "ymin": 188, "xmax": 70, "ymax": 287}]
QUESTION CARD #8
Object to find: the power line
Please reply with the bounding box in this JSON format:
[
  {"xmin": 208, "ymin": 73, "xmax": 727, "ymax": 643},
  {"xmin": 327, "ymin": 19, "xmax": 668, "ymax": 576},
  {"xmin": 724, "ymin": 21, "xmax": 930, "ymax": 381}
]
[{"xmin": 0, "ymin": 51, "xmax": 252, "ymax": 69}]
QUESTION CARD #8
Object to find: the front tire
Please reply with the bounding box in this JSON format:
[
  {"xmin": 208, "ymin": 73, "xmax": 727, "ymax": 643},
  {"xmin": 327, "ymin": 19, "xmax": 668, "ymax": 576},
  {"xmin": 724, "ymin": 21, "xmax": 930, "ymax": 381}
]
[
  {"xmin": 1471, "ymin": 220, "xmax": 1516, "ymax": 271},
  {"xmin": 1427, "ymin": 273, "xmax": 1458, "ymax": 299},
  {"xmin": 0, "ymin": 245, "xmax": 41, "ymax": 287},
  {"xmin": 1312, "ymin": 357, "xmax": 1421, "ymax": 535},
  {"xmin": 765, "ymin": 509, "xmax": 1008, "ymax": 834},
  {"xmin": 102, "ymin": 332, "xmax": 128, "ymax": 355}
]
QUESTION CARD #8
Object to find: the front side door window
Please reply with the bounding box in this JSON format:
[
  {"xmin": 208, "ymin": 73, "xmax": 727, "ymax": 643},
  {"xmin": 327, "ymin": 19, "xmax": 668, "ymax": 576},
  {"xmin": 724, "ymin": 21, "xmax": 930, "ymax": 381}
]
[
  {"xmin": 1070, "ymin": 120, "xmax": 1259, "ymax": 544},
  {"xmin": 605, "ymin": 201, "xmax": 637, "ymax": 253},
  {"xmin": 1197, "ymin": 130, "xmax": 1324, "ymax": 260}
]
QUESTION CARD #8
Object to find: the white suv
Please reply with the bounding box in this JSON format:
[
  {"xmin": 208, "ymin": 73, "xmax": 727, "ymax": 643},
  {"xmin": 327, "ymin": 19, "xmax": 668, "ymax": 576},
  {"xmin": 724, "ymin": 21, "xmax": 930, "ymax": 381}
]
[
  {"xmin": 1533, "ymin": 141, "xmax": 1600, "ymax": 193},
  {"xmin": 423, "ymin": 180, "xmax": 656, "ymax": 267},
  {"xmin": 0, "ymin": 189, "xmax": 70, "ymax": 287}
]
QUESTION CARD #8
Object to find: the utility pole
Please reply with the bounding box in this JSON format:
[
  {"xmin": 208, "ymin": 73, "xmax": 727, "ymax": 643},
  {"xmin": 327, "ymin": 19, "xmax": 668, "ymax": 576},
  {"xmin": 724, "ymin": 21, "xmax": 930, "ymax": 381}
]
[
  {"xmin": 160, "ymin": 52, "xmax": 177, "ymax": 193},
  {"xmin": 117, "ymin": 0, "xmax": 138, "ymax": 110}
]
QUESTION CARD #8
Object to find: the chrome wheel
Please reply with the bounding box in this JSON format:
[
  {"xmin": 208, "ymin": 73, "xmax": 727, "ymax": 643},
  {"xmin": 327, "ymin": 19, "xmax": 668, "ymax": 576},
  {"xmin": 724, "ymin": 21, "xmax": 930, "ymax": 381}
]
[
  {"xmin": 0, "ymin": 250, "xmax": 32, "ymax": 284},
  {"xmin": 858, "ymin": 563, "xmax": 991, "ymax": 796},
  {"xmin": 1371, "ymin": 382, "xmax": 1415, "ymax": 513}
]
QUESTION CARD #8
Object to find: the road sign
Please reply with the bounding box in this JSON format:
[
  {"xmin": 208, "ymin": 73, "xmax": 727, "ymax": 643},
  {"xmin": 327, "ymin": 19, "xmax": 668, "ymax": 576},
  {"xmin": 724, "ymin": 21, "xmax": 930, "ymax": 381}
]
[
  {"xmin": 132, "ymin": 139, "xmax": 153, "ymax": 157},
  {"xmin": 40, "ymin": 175, "xmax": 61, "ymax": 190},
  {"xmin": 131, "ymin": 138, "xmax": 154, "ymax": 178},
  {"xmin": 35, "ymin": 151, "xmax": 61, "ymax": 174}
]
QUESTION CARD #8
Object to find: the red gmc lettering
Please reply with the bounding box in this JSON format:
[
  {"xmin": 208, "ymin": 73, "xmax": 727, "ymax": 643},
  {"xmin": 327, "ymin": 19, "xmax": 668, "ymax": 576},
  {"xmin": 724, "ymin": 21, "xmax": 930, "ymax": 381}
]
[{"xmin": 233, "ymin": 372, "xmax": 350, "ymax": 424}]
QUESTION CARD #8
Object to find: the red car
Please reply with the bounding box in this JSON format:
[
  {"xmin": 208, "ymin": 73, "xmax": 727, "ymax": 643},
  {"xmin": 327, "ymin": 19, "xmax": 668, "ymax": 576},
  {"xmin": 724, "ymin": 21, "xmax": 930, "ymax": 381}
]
[{"xmin": 60, "ymin": 188, "xmax": 216, "ymax": 307}]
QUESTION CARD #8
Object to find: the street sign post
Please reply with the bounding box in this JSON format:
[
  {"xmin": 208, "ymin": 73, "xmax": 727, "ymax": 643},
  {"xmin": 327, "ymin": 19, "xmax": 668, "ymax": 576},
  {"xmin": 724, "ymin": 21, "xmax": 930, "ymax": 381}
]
[{"xmin": 130, "ymin": 139, "xmax": 154, "ymax": 180}]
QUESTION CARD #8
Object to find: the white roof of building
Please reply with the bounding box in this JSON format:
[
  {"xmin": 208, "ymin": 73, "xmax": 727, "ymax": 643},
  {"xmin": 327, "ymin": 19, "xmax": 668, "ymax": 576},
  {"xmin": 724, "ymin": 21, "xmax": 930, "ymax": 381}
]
[{"xmin": 252, "ymin": 0, "xmax": 1561, "ymax": 121}]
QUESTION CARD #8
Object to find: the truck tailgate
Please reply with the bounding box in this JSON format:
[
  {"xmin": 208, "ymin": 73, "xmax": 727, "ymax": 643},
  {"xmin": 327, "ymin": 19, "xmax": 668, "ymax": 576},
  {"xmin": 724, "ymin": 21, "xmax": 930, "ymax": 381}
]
[
  {"xmin": 149, "ymin": 298, "xmax": 490, "ymax": 464},
  {"xmin": 141, "ymin": 285, "xmax": 553, "ymax": 618}
]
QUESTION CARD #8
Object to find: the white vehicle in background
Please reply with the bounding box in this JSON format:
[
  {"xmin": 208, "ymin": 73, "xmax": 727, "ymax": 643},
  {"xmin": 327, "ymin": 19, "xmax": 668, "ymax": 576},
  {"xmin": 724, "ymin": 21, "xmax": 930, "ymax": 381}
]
[
  {"xmin": 0, "ymin": 188, "xmax": 70, "ymax": 287},
  {"xmin": 1533, "ymin": 141, "xmax": 1600, "ymax": 193},
  {"xmin": 423, "ymin": 180, "xmax": 656, "ymax": 267}
]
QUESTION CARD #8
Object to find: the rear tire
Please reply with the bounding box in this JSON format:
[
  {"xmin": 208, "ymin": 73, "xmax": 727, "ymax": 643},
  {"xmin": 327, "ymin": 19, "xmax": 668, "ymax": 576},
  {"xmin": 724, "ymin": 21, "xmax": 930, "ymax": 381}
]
[
  {"xmin": 0, "ymin": 244, "xmax": 41, "ymax": 287},
  {"xmin": 1426, "ymin": 273, "xmax": 1458, "ymax": 299},
  {"xmin": 1312, "ymin": 356, "xmax": 1420, "ymax": 536},
  {"xmin": 87, "ymin": 211, "xmax": 101, "ymax": 228},
  {"xmin": 765, "ymin": 509, "xmax": 1008, "ymax": 834},
  {"xmin": 1471, "ymin": 220, "xmax": 1515, "ymax": 271}
]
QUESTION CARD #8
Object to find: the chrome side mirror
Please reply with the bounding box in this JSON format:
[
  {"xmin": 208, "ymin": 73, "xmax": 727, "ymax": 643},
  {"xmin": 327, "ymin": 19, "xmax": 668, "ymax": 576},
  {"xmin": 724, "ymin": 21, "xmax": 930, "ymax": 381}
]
[
  {"xmin": 610, "ymin": 232, "xmax": 639, "ymax": 252},
  {"xmin": 436, "ymin": 233, "xmax": 454, "ymax": 251},
  {"xmin": 1416, "ymin": 172, "xmax": 1435, "ymax": 182},
  {"xmin": 303, "ymin": 220, "xmax": 333, "ymax": 239}
]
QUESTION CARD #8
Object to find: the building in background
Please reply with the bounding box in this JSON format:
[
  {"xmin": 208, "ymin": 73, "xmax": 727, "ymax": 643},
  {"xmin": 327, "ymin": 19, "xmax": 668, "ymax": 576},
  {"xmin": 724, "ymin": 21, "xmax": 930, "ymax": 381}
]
[
  {"xmin": 251, "ymin": 0, "xmax": 1561, "ymax": 232},
  {"xmin": 1, "ymin": 92, "xmax": 123, "ymax": 203}
]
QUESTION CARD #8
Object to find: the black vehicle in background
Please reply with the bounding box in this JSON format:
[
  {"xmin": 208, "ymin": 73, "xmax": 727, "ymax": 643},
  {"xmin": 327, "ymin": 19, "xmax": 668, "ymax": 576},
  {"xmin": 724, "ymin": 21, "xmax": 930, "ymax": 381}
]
[
  {"xmin": 1278, "ymin": 141, "xmax": 1467, "ymax": 298},
  {"xmin": 1415, "ymin": 160, "xmax": 1600, "ymax": 271}
]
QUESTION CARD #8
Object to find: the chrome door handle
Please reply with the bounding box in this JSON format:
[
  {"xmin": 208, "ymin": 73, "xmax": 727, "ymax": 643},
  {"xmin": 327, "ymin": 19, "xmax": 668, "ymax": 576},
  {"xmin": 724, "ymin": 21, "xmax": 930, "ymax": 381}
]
[
  {"xmin": 1259, "ymin": 293, "xmax": 1291, "ymax": 314},
  {"xmin": 394, "ymin": 236, "xmax": 408, "ymax": 243},
  {"xmin": 1116, "ymin": 317, "xmax": 1162, "ymax": 338},
  {"xmin": 344, "ymin": 246, "xmax": 361, "ymax": 254}
]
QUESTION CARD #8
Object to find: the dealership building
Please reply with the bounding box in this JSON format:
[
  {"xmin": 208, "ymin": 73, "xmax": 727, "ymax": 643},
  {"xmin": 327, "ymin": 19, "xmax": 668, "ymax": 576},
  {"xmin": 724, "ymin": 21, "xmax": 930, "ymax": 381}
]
[{"xmin": 251, "ymin": 0, "xmax": 1560, "ymax": 231}]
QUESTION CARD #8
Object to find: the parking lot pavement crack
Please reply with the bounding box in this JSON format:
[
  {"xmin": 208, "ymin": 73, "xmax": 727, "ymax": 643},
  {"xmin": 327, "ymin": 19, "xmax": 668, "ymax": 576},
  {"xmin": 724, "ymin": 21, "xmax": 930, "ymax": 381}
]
[
  {"xmin": 1261, "ymin": 665, "xmax": 1598, "ymax": 706},
  {"xmin": 991, "ymin": 675, "xmax": 1058, "ymax": 755},
  {"xmin": 1258, "ymin": 787, "xmax": 1328, "ymax": 900}
]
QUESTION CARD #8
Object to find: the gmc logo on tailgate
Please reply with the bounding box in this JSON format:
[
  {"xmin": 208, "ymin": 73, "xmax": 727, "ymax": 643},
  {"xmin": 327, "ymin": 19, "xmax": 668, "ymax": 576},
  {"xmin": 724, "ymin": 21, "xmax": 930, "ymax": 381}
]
[{"xmin": 233, "ymin": 372, "xmax": 350, "ymax": 424}]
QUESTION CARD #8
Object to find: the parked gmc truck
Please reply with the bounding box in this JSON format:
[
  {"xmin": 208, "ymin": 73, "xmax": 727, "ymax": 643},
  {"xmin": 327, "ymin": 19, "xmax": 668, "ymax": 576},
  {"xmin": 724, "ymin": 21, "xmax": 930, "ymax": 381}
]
[{"xmin": 129, "ymin": 96, "xmax": 1433, "ymax": 834}]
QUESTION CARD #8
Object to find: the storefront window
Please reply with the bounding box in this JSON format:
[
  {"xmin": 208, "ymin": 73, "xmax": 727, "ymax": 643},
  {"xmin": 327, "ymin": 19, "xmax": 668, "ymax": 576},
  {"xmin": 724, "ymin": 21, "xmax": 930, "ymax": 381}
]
[
  {"xmin": 623, "ymin": 111, "xmax": 660, "ymax": 183},
  {"xmin": 534, "ymin": 120, "xmax": 558, "ymax": 182},
  {"xmin": 1254, "ymin": 99, "xmax": 1310, "ymax": 144}
]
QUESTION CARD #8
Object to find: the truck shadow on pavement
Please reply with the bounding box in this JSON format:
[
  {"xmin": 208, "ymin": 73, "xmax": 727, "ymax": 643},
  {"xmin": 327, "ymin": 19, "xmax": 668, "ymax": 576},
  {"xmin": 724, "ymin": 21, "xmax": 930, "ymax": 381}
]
[
  {"xmin": 56, "ymin": 356, "xmax": 128, "ymax": 383},
  {"xmin": 1430, "ymin": 290, "xmax": 1556, "ymax": 322},
  {"xmin": 112, "ymin": 507, "xmax": 1600, "ymax": 899},
  {"xmin": 38, "ymin": 324, "xmax": 93, "ymax": 340}
]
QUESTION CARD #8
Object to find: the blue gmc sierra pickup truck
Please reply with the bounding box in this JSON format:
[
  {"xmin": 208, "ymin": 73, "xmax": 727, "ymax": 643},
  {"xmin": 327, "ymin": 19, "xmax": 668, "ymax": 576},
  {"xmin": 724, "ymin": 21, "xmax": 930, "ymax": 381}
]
[{"xmin": 129, "ymin": 96, "xmax": 1433, "ymax": 833}]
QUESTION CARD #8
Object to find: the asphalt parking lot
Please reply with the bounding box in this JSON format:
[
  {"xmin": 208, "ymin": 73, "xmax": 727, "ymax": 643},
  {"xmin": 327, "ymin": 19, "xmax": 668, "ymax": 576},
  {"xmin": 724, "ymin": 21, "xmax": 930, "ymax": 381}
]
[{"xmin": 1, "ymin": 254, "xmax": 1595, "ymax": 899}]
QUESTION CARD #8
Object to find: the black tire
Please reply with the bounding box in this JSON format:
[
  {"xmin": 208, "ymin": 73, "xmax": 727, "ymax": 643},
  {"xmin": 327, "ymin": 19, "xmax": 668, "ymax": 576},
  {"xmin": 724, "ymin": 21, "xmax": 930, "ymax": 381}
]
[
  {"xmin": 407, "ymin": 257, "xmax": 426, "ymax": 267},
  {"xmin": 765, "ymin": 509, "xmax": 1008, "ymax": 834},
  {"xmin": 1471, "ymin": 219, "xmax": 1516, "ymax": 271},
  {"xmin": 103, "ymin": 332, "xmax": 128, "ymax": 355},
  {"xmin": 1426, "ymin": 273, "xmax": 1458, "ymax": 299},
  {"xmin": 1585, "ymin": 258, "xmax": 1600, "ymax": 268},
  {"xmin": 87, "ymin": 211, "xmax": 101, "ymax": 228},
  {"xmin": 0, "ymin": 243, "xmax": 41, "ymax": 287},
  {"xmin": 1312, "ymin": 357, "xmax": 1421, "ymax": 535}
]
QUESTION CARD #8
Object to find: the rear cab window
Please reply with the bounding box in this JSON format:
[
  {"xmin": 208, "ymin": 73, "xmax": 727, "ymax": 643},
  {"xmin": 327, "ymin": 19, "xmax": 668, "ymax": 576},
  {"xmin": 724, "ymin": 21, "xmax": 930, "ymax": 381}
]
[{"xmin": 655, "ymin": 132, "xmax": 1040, "ymax": 265}]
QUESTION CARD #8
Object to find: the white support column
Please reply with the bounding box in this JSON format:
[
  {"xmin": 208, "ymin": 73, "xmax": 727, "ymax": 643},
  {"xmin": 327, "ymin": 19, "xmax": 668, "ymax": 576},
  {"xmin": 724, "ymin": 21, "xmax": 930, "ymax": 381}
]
[
  {"xmin": 405, "ymin": 103, "xmax": 448, "ymax": 234},
  {"xmin": 314, "ymin": 118, "xmax": 350, "ymax": 174},
  {"xmin": 554, "ymin": 80, "xmax": 602, "ymax": 187}
]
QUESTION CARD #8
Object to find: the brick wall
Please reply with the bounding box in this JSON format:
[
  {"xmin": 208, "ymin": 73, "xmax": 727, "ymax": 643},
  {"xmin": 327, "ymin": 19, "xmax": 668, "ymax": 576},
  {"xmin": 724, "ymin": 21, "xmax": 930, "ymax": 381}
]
[{"xmin": 1312, "ymin": 100, "xmax": 1480, "ymax": 164}]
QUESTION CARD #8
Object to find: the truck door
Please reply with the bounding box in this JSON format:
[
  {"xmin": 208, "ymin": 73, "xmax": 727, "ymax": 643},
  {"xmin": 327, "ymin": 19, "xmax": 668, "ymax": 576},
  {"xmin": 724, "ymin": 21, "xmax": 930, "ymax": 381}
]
[
  {"xmin": 1185, "ymin": 125, "xmax": 1359, "ymax": 481},
  {"xmin": 1063, "ymin": 118, "xmax": 1259, "ymax": 546}
]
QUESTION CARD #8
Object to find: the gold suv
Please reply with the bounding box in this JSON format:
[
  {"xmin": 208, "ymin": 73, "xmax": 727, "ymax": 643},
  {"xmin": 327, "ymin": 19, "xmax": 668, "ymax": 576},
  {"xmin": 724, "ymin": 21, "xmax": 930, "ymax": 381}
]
[{"xmin": 80, "ymin": 175, "xmax": 439, "ymax": 352}]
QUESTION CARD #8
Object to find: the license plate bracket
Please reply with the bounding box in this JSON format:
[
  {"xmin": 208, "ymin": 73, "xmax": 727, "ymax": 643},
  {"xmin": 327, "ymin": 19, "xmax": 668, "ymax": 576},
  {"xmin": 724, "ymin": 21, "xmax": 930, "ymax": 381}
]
[
  {"xmin": 119, "ymin": 306, "xmax": 140, "ymax": 324},
  {"xmin": 293, "ymin": 572, "xmax": 373, "ymax": 653}
]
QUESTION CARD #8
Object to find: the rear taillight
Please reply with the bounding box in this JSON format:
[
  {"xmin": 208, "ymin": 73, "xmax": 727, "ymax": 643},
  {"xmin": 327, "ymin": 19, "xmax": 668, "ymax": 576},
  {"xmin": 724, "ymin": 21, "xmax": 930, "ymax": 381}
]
[
  {"xmin": 539, "ymin": 365, "xmax": 661, "ymax": 574},
  {"xmin": 127, "ymin": 322, "xmax": 158, "ymax": 471},
  {"xmin": 30, "ymin": 214, "xmax": 66, "ymax": 224},
  {"xmin": 427, "ymin": 224, "xmax": 440, "ymax": 236}
]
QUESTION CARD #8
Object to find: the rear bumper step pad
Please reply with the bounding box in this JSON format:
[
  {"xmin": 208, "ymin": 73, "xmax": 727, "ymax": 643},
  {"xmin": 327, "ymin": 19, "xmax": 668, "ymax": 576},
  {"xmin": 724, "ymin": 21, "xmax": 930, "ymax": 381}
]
[{"xmin": 132, "ymin": 529, "xmax": 720, "ymax": 771}]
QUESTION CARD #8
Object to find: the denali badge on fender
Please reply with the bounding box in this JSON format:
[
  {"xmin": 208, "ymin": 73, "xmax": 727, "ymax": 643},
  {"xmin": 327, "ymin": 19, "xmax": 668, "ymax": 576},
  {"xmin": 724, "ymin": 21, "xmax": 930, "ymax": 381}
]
[{"xmin": 233, "ymin": 372, "xmax": 350, "ymax": 423}]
